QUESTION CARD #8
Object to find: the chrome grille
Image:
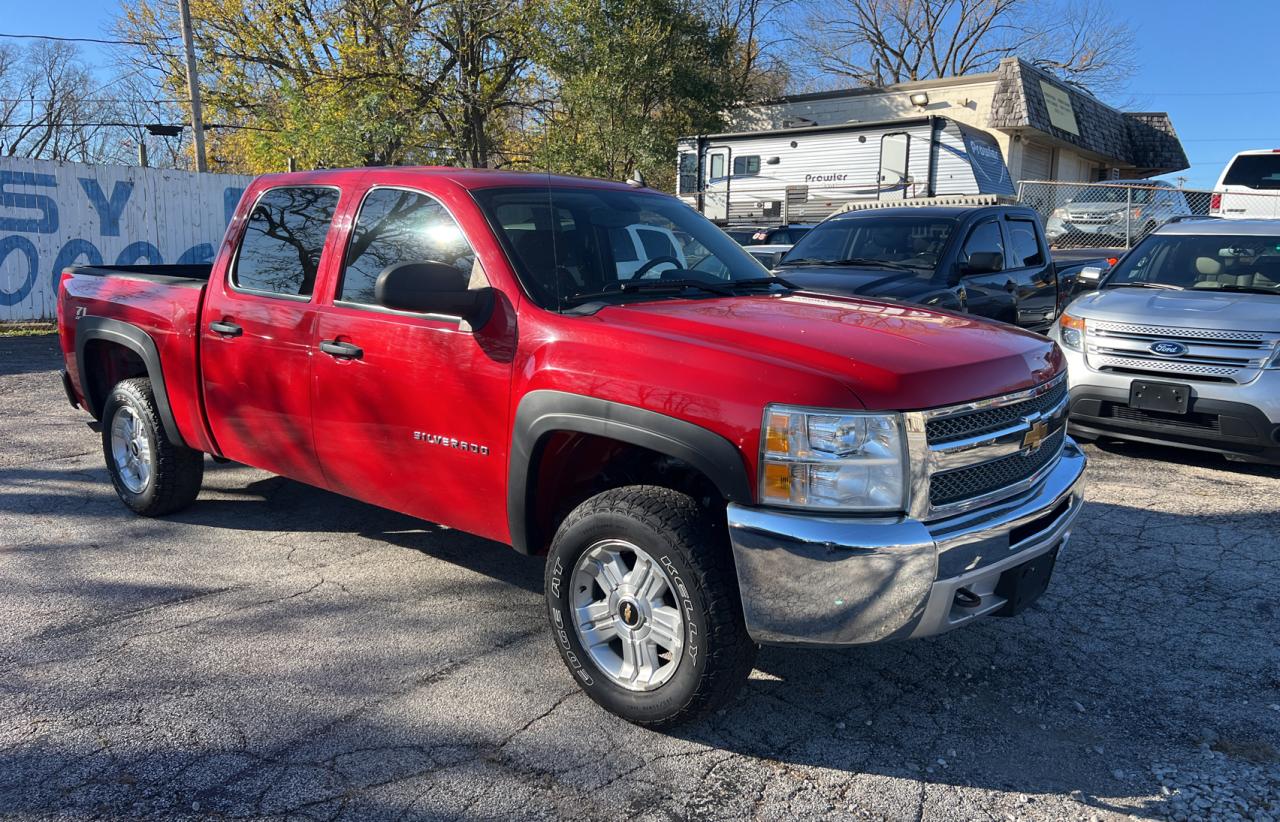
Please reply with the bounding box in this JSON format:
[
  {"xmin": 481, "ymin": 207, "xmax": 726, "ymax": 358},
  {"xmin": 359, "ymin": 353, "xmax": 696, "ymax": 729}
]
[
  {"xmin": 926, "ymin": 380, "xmax": 1068, "ymax": 444},
  {"xmin": 1090, "ymin": 355, "xmax": 1239, "ymax": 379},
  {"xmin": 930, "ymin": 430, "xmax": 1064, "ymax": 507},
  {"xmin": 1088, "ymin": 320, "xmax": 1268, "ymax": 343},
  {"xmin": 906, "ymin": 374, "xmax": 1069, "ymax": 520},
  {"xmin": 1084, "ymin": 320, "xmax": 1279, "ymax": 384}
]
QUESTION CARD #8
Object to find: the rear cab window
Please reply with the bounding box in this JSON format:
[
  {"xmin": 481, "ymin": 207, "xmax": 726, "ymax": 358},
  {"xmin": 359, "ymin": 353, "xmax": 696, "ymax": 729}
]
[
  {"xmin": 232, "ymin": 186, "xmax": 340, "ymax": 298},
  {"xmin": 1222, "ymin": 154, "xmax": 1280, "ymax": 190}
]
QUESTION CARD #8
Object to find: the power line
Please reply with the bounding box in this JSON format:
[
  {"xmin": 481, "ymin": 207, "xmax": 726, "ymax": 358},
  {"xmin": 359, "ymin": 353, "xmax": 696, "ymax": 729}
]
[
  {"xmin": 0, "ymin": 97, "xmax": 185, "ymax": 105},
  {"xmin": 0, "ymin": 32, "xmax": 174, "ymax": 46},
  {"xmin": 1131, "ymin": 89, "xmax": 1280, "ymax": 97}
]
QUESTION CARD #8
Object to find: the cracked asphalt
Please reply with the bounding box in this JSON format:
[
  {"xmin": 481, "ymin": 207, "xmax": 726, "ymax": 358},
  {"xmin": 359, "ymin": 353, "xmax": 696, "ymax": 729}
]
[{"xmin": 1, "ymin": 334, "xmax": 1278, "ymax": 821}]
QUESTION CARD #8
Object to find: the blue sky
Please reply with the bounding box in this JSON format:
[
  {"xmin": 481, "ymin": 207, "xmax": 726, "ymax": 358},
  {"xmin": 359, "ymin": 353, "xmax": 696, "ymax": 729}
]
[{"xmin": 4, "ymin": 0, "xmax": 1276, "ymax": 189}]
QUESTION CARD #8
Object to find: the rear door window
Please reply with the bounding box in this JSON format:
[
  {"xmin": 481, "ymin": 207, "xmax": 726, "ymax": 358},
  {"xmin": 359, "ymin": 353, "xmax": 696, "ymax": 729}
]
[
  {"xmin": 233, "ymin": 187, "xmax": 340, "ymax": 297},
  {"xmin": 1223, "ymin": 154, "xmax": 1280, "ymax": 190},
  {"xmin": 338, "ymin": 188, "xmax": 482, "ymax": 306},
  {"xmin": 1006, "ymin": 219, "xmax": 1045, "ymax": 267}
]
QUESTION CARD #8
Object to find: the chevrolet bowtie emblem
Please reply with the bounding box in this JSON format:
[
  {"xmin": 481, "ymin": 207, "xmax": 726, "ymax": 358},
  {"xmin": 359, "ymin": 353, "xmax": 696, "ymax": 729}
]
[{"xmin": 1022, "ymin": 420, "xmax": 1049, "ymax": 453}]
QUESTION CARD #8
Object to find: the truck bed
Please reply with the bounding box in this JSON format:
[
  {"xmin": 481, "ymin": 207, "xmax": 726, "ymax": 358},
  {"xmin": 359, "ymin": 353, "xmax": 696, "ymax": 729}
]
[
  {"xmin": 58, "ymin": 264, "xmax": 213, "ymax": 452},
  {"xmin": 66, "ymin": 264, "xmax": 214, "ymax": 286}
]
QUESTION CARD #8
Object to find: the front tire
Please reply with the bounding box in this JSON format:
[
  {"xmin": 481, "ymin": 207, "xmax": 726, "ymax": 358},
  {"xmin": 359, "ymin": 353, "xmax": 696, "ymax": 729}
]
[
  {"xmin": 545, "ymin": 486, "xmax": 756, "ymax": 728},
  {"xmin": 101, "ymin": 377, "xmax": 203, "ymax": 516}
]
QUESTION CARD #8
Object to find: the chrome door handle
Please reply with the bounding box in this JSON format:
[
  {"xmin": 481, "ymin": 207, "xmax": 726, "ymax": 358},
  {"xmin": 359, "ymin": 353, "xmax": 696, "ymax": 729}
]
[
  {"xmin": 209, "ymin": 321, "xmax": 242, "ymax": 336},
  {"xmin": 319, "ymin": 339, "xmax": 363, "ymax": 360}
]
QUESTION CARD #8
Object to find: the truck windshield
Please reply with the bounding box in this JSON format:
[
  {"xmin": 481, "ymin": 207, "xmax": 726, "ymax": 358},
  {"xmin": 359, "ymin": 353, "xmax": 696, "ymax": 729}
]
[
  {"xmin": 471, "ymin": 186, "xmax": 773, "ymax": 310},
  {"xmin": 1106, "ymin": 233, "xmax": 1280, "ymax": 294},
  {"xmin": 778, "ymin": 216, "xmax": 956, "ymax": 272}
]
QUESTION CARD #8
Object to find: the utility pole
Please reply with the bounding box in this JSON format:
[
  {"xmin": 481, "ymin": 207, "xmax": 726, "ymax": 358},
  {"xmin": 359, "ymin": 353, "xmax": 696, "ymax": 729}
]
[{"xmin": 178, "ymin": 0, "xmax": 208, "ymax": 173}]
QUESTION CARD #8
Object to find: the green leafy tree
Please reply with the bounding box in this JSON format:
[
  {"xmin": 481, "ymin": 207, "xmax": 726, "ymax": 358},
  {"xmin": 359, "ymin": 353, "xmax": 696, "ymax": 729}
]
[
  {"xmin": 529, "ymin": 0, "xmax": 745, "ymax": 191},
  {"xmin": 118, "ymin": 0, "xmax": 538, "ymax": 172}
]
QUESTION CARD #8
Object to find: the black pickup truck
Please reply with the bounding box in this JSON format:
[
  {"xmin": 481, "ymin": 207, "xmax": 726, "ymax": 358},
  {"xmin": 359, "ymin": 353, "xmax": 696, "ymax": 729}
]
[{"xmin": 774, "ymin": 205, "xmax": 1108, "ymax": 333}]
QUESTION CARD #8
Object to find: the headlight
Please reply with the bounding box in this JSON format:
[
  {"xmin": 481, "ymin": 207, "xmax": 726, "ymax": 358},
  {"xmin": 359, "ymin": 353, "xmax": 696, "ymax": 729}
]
[
  {"xmin": 1050, "ymin": 208, "xmax": 1066, "ymax": 220},
  {"xmin": 1058, "ymin": 312, "xmax": 1086, "ymax": 351},
  {"xmin": 760, "ymin": 406, "xmax": 906, "ymax": 512}
]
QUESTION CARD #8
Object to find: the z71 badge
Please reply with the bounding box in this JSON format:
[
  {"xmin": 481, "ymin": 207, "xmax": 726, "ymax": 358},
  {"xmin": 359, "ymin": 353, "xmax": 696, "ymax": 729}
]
[{"xmin": 412, "ymin": 432, "xmax": 489, "ymax": 456}]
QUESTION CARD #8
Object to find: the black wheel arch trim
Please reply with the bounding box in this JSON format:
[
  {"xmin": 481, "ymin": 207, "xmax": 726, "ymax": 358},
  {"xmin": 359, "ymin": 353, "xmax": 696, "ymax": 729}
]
[
  {"xmin": 75, "ymin": 316, "xmax": 186, "ymax": 447},
  {"xmin": 508, "ymin": 390, "xmax": 754, "ymax": 554}
]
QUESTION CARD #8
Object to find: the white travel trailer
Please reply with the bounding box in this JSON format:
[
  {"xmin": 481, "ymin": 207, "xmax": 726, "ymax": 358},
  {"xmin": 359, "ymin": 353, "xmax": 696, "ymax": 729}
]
[{"xmin": 676, "ymin": 116, "xmax": 1016, "ymax": 223}]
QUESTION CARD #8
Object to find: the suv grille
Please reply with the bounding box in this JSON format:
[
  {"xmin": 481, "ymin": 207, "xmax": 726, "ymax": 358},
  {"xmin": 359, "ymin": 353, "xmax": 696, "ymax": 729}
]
[
  {"xmin": 1085, "ymin": 320, "xmax": 1279, "ymax": 384},
  {"xmin": 930, "ymin": 430, "xmax": 1065, "ymax": 507},
  {"xmin": 926, "ymin": 380, "xmax": 1068, "ymax": 444}
]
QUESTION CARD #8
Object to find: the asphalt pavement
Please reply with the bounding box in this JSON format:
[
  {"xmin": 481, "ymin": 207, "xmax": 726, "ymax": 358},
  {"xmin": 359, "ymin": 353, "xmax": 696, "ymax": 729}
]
[{"xmin": 1, "ymin": 334, "xmax": 1277, "ymax": 821}]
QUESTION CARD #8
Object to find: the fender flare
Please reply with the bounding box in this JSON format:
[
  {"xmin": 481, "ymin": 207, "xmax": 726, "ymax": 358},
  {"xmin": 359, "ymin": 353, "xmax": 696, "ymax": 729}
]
[
  {"xmin": 75, "ymin": 316, "xmax": 186, "ymax": 447},
  {"xmin": 507, "ymin": 390, "xmax": 754, "ymax": 554}
]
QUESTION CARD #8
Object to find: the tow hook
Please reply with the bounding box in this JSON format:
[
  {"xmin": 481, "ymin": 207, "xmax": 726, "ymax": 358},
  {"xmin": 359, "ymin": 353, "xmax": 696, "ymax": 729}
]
[{"xmin": 954, "ymin": 587, "xmax": 982, "ymax": 608}]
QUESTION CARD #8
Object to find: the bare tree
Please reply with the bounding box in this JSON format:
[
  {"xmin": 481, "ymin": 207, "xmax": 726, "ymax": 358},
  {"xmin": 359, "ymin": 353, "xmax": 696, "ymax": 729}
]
[
  {"xmin": 788, "ymin": 0, "xmax": 1135, "ymax": 96},
  {"xmin": 699, "ymin": 0, "xmax": 793, "ymax": 101},
  {"xmin": 0, "ymin": 40, "xmax": 116, "ymax": 161}
]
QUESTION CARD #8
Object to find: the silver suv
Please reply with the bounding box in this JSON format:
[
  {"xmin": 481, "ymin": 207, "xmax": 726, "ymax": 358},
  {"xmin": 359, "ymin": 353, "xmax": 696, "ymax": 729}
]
[
  {"xmin": 1046, "ymin": 180, "xmax": 1192, "ymax": 247},
  {"xmin": 1051, "ymin": 219, "xmax": 1280, "ymax": 463}
]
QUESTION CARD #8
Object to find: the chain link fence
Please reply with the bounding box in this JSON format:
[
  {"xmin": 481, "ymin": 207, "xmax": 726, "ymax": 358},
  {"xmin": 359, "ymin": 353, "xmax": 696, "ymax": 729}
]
[{"xmin": 1016, "ymin": 180, "xmax": 1280, "ymax": 250}]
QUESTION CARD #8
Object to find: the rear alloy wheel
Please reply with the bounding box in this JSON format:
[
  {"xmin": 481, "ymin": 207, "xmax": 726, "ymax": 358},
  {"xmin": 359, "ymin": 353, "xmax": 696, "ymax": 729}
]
[
  {"xmin": 545, "ymin": 486, "xmax": 757, "ymax": 728},
  {"xmin": 101, "ymin": 378, "xmax": 204, "ymax": 516}
]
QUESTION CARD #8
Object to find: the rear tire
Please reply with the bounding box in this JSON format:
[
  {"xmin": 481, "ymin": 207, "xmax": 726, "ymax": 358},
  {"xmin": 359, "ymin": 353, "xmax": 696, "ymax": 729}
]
[
  {"xmin": 101, "ymin": 377, "xmax": 203, "ymax": 516},
  {"xmin": 545, "ymin": 486, "xmax": 757, "ymax": 728}
]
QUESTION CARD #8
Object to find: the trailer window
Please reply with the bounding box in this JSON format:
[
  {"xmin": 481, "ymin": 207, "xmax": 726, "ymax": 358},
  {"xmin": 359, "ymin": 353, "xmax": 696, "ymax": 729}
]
[
  {"xmin": 709, "ymin": 153, "xmax": 725, "ymax": 180},
  {"xmin": 233, "ymin": 186, "xmax": 339, "ymax": 298},
  {"xmin": 678, "ymin": 153, "xmax": 698, "ymax": 195},
  {"xmin": 733, "ymin": 155, "xmax": 761, "ymax": 176}
]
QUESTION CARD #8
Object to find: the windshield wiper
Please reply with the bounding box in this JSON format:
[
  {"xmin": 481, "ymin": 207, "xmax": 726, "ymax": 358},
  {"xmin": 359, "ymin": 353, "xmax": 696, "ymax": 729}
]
[
  {"xmin": 726, "ymin": 276, "xmax": 798, "ymax": 292},
  {"xmin": 1203, "ymin": 284, "xmax": 1280, "ymax": 295},
  {"xmin": 563, "ymin": 278, "xmax": 733, "ymax": 305},
  {"xmin": 1109, "ymin": 282, "xmax": 1184, "ymax": 291},
  {"xmin": 779, "ymin": 257, "xmax": 920, "ymax": 272}
]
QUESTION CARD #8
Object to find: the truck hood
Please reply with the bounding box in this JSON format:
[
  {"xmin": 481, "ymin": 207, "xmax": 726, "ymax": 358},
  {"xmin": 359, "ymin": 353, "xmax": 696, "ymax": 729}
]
[
  {"xmin": 593, "ymin": 293, "xmax": 1062, "ymax": 410},
  {"xmin": 1068, "ymin": 287, "xmax": 1280, "ymax": 333},
  {"xmin": 779, "ymin": 266, "xmax": 947, "ymax": 303}
]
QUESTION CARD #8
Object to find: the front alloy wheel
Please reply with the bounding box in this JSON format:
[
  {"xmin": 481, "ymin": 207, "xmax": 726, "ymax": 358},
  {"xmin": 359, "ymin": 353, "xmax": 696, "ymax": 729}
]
[
  {"xmin": 545, "ymin": 485, "xmax": 757, "ymax": 728},
  {"xmin": 570, "ymin": 539, "xmax": 685, "ymax": 691}
]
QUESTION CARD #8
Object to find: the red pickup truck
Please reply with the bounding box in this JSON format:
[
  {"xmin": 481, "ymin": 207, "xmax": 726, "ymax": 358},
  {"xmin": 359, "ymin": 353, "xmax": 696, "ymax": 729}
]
[{"xmin": 58, "ymin": 167, "xmax": 1086, "ymax": 727}]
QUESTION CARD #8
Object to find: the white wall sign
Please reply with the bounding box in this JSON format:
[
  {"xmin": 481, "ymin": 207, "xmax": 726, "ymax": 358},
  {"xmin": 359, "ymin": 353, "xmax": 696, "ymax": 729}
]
[
  {"xmin": 1039, "ymin": 80, "xmax": 1080, "ymax": 136},
  {"xmin": 0, "ymin": 157, "xmax": 253, "ymax": 320}
]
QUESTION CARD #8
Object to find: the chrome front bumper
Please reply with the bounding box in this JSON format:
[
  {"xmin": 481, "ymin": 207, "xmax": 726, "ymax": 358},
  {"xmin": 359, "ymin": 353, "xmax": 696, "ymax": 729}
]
[{"xmin": 726, "ymin": 439, "xmax": 1087, "ymax": 647}]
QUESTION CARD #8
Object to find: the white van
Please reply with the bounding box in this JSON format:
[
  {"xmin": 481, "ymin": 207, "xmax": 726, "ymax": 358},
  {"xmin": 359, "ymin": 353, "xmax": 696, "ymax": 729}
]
[{"xmin": 1211, "ymin": 150, "xmax": 1280, "ymax": 219}]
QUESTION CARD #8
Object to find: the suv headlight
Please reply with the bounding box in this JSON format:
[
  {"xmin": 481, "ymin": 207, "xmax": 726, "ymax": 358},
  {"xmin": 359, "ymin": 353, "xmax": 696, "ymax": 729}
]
[
  {"xmin": 1058, "ymin": 312, "xmax": 1086, "ymax": 351},
  {"xmin": 760, "ymin": 406, "xmax": 906, "ymax": 512}
]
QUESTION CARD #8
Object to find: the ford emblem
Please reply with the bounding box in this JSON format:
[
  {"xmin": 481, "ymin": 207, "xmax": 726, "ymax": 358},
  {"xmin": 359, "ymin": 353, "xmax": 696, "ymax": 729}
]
[{"xmin": 1149, "ymin": 341, "xmax": 1188, "ymax": 357}]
